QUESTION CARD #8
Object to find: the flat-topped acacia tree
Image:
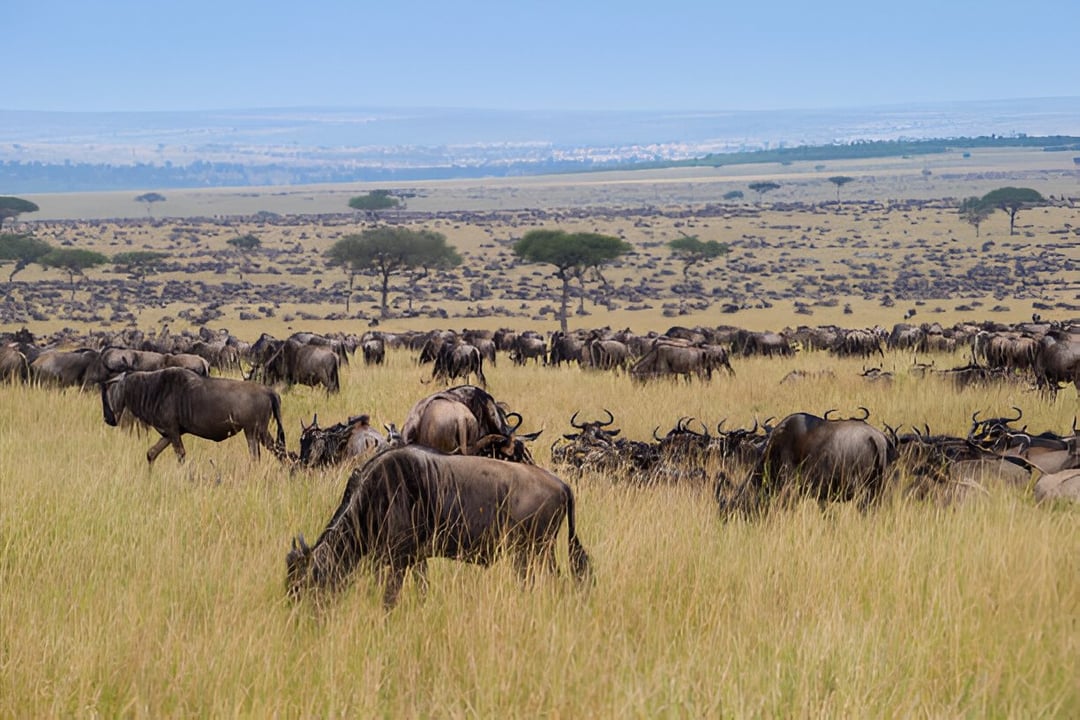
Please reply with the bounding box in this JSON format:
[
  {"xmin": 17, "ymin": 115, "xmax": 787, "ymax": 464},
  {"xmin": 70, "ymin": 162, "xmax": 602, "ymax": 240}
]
[
  {"xmin": 513, "ymin": 229, "xmax": 633, "ymax": 333},
  {"xmin": 39, "ymin": 248, "xmax": 109, "ymax": 301},
  {"xmin": 0, "ymin": 233, "xmax": 52, "ymax": 283},
  {"xmin": 0, "ymin": 197, "xmax": 39, "ymax": 229},
  {"xmin": 979, "ymin": 186, "xmax": 1045, "ymax": 235},
  {"xmin": 325, "ymin": 227, "xmax": 460, "ymax": 316}
]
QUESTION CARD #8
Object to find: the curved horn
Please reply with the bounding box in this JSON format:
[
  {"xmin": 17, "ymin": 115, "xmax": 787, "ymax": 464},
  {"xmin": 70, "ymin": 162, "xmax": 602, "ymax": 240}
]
[
  {"xmin": 855, "ymin": 406, "xmax": 870, "ymax": 421},
  {"xmin": 298, "ymin": 533, "xmax": 310, "ymax": 554},
  {"xmin": 924, "ymin": 423, "xmax": 931, "ymax": 438},
  {"xmin": 749, "ymin": 418, "xmax": 759, "ymax": 435},
  {"xmin": 823, "ymin": 408, "xmax": 838, "ymax": 421},
  {"xmin": 600, "ymin": 409, "xmax": 615, "ymax": 427},
  {"xmin": 1008, "ymin": 406, "xmax": 1023, "ymax": 423},
  {"xmin": 569, "ymin": 410, "xmax": 584, "ymax": 429},
  {"xmin": 653, "ymin": 426, "xmax": 664, "ymax": 442},
  {"xmin": 505, "ymin": 412, "xmax": 523, "ymax": 432},
  {"xmin": 716, "ymin": 418, "xmax": 727, "ymax": 433},
  {"xmin": 971, "ymin": 409, "xmax": 981, "ymax": 424}
]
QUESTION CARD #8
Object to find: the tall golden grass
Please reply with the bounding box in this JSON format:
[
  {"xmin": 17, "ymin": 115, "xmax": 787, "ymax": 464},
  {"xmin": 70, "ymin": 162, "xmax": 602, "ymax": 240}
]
[{"xmin": 1, "ymin": 349, "xmax": 1077, "ymax": 716}]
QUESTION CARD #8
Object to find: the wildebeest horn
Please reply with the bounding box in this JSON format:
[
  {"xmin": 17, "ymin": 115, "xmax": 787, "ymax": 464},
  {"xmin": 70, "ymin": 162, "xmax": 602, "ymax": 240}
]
[
  {"xmin": 1008, "ymin": 406, "xmax": 1023, "ymax": 423},
  {"xmin": 971, "ymin": 409, "xmax": 981, "ymax": 424},
  {"xmin": 653, "ymin": 426, "xmax": 664, "ymax": 441},
  {"xmin": 505, "ymin": 412, "xmax": 523, "ymax": 432},
  {"xmin": 716, "ymin": 418, "xmax": 727, "ymax": 433},
  {"xmin": 749, "ymin": 418, "xmax": 759, "ymax": 435},
  {"xmin": 569, "ymin": 411, "xmax": 584, "ymax": 429},
  {"xmin": 823, "ymin": 408, "xmax": 838, "ymax": 421},
  {"xmin": 297, "ymin": 533, "xmax": 310, "ymax": 554},
  {"xmin": 600, "ymin": 409, "xmax": 615, "ymax": 427},
  {"xmin": 855, "ymin": 406, "xmax": 870, "ymax": 421}
]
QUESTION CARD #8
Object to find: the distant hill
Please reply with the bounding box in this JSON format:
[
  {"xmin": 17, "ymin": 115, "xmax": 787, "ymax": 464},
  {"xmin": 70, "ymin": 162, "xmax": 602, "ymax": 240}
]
[{"xmin": 2, "ymin": 97, "xmax": 1079, "ymax": 193}]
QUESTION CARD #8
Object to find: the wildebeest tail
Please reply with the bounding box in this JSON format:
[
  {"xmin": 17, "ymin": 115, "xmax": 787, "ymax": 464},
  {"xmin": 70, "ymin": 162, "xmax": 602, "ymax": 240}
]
[
  {"xmin": 270, "ymin": 390, "xmax": 287, "ymax": 450},
  {"xmin": 563, "ymin": 483, "xmax": 591, "ymax": 583}
]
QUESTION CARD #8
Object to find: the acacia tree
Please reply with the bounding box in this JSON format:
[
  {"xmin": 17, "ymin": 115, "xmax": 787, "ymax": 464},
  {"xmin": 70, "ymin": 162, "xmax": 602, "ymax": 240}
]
[
  {"xmin": 512, "ymin": 229, "xmax": 633, "ymax": 333},
  {"xmin": 0, "ymin": 197, "xmax": 39, "ymax": 229},
  {"xmin": 39, "ymin": 248, "xmax": 109, "ymax": 301},
  {"xmin": 748, "ymin": 181, "xmax": 780, "ymax": 204},
  {"xmin": 348, "ymin": 190, "xmax": 399, "ymax": 212},
  {"xmin": 958, "ymin": 196, "xmax": 993, "ymax": 237},
  {"xmin": 980, "ymin": 186, "xmax": 1045, "ymax": 235},
  {"xmin": 325, "ymin": 227, "xmax": 460, "ymax": 316},
  {"xmin": 0, "ymin": 233, "xmax": 52, "ymax": 283},
  {"xmin": 227, "ymin": 233, "xmax": 262, "ymax": 282},
  {"xmin": 134, "ymin": 192, "xmax": 166, "ymax": 219},
  {"xmin": 667, "ymin": 235, "xmax": 730, "ymax": 283},
  {"xmin": 827, "ymin": 176, "xmax": 855, "ymax": 205},
  {"xmin": 112, "ymin": 250, "xmax": 170, "ymax": 281}
]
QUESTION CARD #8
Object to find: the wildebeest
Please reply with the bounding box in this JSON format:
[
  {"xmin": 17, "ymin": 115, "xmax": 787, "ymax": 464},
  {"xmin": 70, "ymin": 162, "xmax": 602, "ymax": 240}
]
[
  {"xmin": 101, "ymin": 368, "xmax": 286, "ymax": 464},
  {"xmin": 298, "ymin": 414, "xmax": 389, "ymax": 468},
  {"xmin": 426, "ymin": 340, "xmax": 487, "ymax": 388},
  {"xmin": 508, "ymin": 333, "xmax": 548, "ymax": 366},
  {"xmin": 30, "ymin": 348, "xmax": 100, "ymax": 388},
  {"xmin": 400, "ymin": 386, "xmax": 538, "ymax": 461},
  {"xmin": 285, "ymin": 446, "xmax": 591, "ymax": 608},
  {"xmin": 0, "ymin": 344, "xmax": 30, "ymax": 382},
  {"xmin": 360, "ymin": 334, "xmax": 385, "ymax": 365},
  {"xmin": 721, "ymin": 409, "xmax": 895, "ymax": 517},
  {"xmin": 629, "ymin": 339, "xmax": 734, "ymax": 382},
  {"xmin": 249, "ymin": 338, "xmax": 340, "ymax": 393},
  {"xmin": 1034, "ymin": 330, "xmax": 1079, "ymax": 395},
  {"xmin": 85, "ymin": 346, "xmax": 210, "ymax": 384}
]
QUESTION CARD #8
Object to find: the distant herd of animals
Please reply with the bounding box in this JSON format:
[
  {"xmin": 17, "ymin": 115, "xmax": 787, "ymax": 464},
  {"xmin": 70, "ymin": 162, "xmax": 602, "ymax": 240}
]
[{"xmin": 2, "ymin": 318, "xmax": 1077, "ymax": 608}]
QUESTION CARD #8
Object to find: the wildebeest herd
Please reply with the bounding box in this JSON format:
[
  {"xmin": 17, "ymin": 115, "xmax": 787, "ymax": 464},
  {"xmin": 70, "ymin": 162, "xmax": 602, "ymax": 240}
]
[{"xmin": 2, "ymin": 317, "xmax": 1077, "ymax": 608}]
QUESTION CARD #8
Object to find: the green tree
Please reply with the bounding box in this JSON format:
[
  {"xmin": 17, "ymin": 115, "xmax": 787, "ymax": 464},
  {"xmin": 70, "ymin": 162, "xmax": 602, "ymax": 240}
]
[
  {"xmin": 979, "ymin": 186, "xmax": 1046, "ymax": 235},
  {"xmin": 0, "ymin": 233, "xmax": 52, "ymax": 283},
  {"xmin": 748, "ymin": 181, "xmax": 780, "ymax": 204},
  {"xmin": 0, "ymin": 197, "xmax": 40, "ymax": 229},
  {"xmin": 39, "ymin": 248, "xmax": 109, "ymax": 301},
  {"xmin": 113, "ymin": 250, "xmax": 170, "ymax": 280},
  {"xmin": 134, "ymin": 192, "xmax": 166, "ymax": 219},
  {"xmin": 227, "ymin": 233, "xmax": 262, "ymax": 282},
  {"xmin": 348, "ymin": 190, "xmax": 400, "ymax": 214},
  {"xmin": 325, "ymin": 227, "xmax": 460, "ymax": 316},
  {"xmin": 667, "ymin": 235, "xmax": 730, "ymax": 283},
  {"xmin": 827, "ymin": 176, "xmax": 855, "ymax": 205},
  {"xmin": 512, "ymin": 229, "xmax": 633, "ymax": 333},
  {"xmin": 958, "ymin": 196, "xmax": 993, "ymax": 237},
  {"xmin": 722, "ymin": 190, "xmax": 744, "ymax": 201}
]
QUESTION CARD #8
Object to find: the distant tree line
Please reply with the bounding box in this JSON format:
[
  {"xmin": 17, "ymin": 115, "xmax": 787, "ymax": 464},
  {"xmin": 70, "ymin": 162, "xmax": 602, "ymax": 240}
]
[{"xmin": 2, "ymin": 135, "xmax": 1077, "ymax": 194}]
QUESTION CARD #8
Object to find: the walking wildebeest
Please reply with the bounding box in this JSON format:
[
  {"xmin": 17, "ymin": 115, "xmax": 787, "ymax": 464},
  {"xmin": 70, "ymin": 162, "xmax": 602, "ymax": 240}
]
[
  {"xmin": 101, "ymin": 368, "xmax": 286, "ymax": 464},
  {"xmin": 721, "ymin": 409, "xmax": 895, "ymax": 517},
  {"xmin": 298, "ymin": 414, "xmax": 389, "ymax": 468},
  {"xmin": 285, "ymin": 446, "xmax": 592, "ymax": 608}
]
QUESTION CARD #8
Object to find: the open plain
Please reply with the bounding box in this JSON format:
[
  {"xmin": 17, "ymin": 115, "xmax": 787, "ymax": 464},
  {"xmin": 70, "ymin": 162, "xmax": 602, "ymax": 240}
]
[{"xmin": 2, "ymin": 148, "xmax": 1078, "ymax": 716}]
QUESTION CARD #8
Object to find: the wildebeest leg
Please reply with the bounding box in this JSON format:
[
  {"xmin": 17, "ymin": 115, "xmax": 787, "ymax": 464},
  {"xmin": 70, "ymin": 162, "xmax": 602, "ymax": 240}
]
[
  {"xmin": 245, "ymin": 429, "xmax": 261, "ymax": 460},
  {"xmin": 146, "ymin": 435, "xmax": 174, "ymax": 464},
  {"xmin": 412, "ymin": 558, "xmax": 430, "ymax": 598},
  {"xmin": 382, "ymin": 565, "xmax": 407, "ymax": 609}
]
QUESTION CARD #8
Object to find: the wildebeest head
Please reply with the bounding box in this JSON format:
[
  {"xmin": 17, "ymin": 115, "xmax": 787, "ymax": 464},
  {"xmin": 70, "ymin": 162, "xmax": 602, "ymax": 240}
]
[
  {"xmin": 472, "ymin": 412, "xmax": 542, "ymax": 463},
  {"xmin": 564, "ymin": 409, "xmax": 620, "ymax": 443},
  {"xmin": 100, "ymin": 374, "xmax": 128, "ymax": 427},
  {"xmin": 285, "ymin": 534, "xmax": 313, "ymax": 600}
]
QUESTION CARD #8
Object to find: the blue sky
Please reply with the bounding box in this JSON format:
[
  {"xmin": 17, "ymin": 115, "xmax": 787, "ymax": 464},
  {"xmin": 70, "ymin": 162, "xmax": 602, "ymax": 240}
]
[{"xmin": 5, "ymin": 0, "xmax": 1077, "ymax": 112}]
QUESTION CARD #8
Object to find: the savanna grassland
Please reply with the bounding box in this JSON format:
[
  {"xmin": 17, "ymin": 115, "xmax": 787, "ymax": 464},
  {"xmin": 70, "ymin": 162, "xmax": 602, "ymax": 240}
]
[
  {"xmin": 2, "ymin": 149, "xmax": 1079, "ymax": 716},
  {"xmin": 2, "ymin": 348, "xmax": 1078, "ymax": 717}
]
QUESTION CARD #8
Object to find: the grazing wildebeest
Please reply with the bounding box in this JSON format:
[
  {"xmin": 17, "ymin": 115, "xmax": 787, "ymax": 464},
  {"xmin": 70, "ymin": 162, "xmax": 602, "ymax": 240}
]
[
  {"xmin": 285, "ymin": 446, "xmax": 592, "ymax": 608},
  {"xmin": 30, "ymin": 348, "xmax": 100, "ymax": 388},
  {"xmin": 508, "ymin": 333, "xmax": 548, "ymax": 366},
  {"xmin": 722, "ymin": 409, "xmax": 895, "ymax": 517},
  {"xmin": 1034, "ymin": 331, "xmax": 1080, "ymax": 395},
  {"xmin": 251, "ymin": 338, "xmax": 340, "ymax": 393},
  {"xmin": 101, "ymin": 368, "xmax": 286, "ymax": 464},
  {"xmin": 428, "ymin": 341, "xmax": 487, "ymax": 388},
  {"xmin": 629, "ymin": 339, "xmax": 733, "ymax": 382},
  {"xmin": 298, "ymin": 414, "xmax": 389, "ymax": 468}
]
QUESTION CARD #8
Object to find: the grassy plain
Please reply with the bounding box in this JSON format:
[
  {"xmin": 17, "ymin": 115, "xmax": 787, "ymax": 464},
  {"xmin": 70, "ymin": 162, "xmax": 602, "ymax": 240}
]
[
  {"xmin": 1, "ymin": 348, "xmax": 1078, "ymax": 717},
  {"xmin": 2, "ymin": 150, "xmax": 1079, "ymax": 715}
]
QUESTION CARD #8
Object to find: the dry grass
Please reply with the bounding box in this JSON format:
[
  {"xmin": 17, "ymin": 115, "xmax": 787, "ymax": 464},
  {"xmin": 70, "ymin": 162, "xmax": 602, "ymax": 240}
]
[{"xmin": 2, "ymin": 350, "xmax": 1077, "ymax": 716}]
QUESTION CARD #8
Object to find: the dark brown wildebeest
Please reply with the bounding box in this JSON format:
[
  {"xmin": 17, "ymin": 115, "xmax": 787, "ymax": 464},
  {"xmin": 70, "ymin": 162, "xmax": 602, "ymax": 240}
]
[
  {"xmin": 629, "ymin": 339, "xmax": 733, "ymax": 382},
  {"xmin": 85, "ymin": 347, "xmax": 210, "ymax": 384},
  {"xmin": 30, "ymin": 348, "xmax": 100, "ymax": 388},
  {"xmin": 722, "ymin": 409, "xmax": 895, "ymax": 517},
  {"xmin": 298, "ymin": 413, "xmax": 389, "ymax": 468},
  {"xmin": 251, "ymin": 338, "xmax": 340, "ymax": 393},
  {"xmin": 285, "ymin": 446, "xmax": 592, "ymax": 608},
  {"xmin": 0, "ymin": 344, "xmax": 29, "ymax": 382},
  {"xmin": 360, "ymin": 335, "xmax": 385, "ymax": 365},
  {"xmin": 1033, "ymin": 330, "xmax": 1080, "ymax": 396},
  {"xmin": 508, "ymin": 333, "xmax": 547, "ymax": 366},
  {"xmin": 101, "ymin": 368, "xmax": 286, "ymax": 464},
  {"xmin": 428, "ymin": 341, "xmax": 487, "ymax": 388},
  {"xmin": 400, "ymin": 386, "xmax": 539, "ymax": 461}
]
